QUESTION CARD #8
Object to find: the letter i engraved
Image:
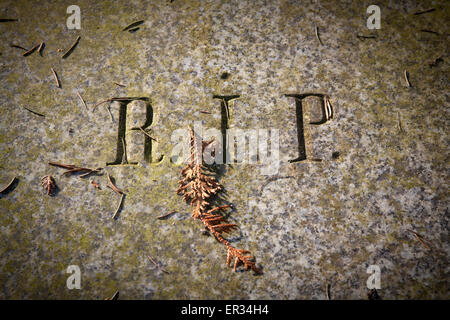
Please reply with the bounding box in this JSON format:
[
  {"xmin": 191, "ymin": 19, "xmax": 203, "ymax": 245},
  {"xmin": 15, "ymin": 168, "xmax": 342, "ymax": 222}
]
[
  {"xmin": 285, "ymin": 93, "xmax": 333, "ymax": 162},
  {"xmin": 213, "ymin": 95, "xmax": 240, "ymax": 163}
]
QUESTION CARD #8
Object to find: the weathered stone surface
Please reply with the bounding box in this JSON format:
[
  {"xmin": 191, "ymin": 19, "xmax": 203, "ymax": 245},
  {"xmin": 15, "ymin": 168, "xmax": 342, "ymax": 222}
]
[{"xmin": 0, "ymin": 0, "xmax": 448, "ymax": 299}]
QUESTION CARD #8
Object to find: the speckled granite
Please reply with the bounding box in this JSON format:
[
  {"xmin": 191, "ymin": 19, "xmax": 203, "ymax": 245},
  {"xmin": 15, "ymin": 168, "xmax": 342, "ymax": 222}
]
[{"xmin": 0, "ymin": 0, "xmax": 448, "ymax": 299}]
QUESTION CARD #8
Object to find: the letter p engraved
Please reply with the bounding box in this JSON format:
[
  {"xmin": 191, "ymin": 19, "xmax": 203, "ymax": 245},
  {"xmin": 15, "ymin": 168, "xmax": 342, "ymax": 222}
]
[
  {"xmin": 285, "ymin": 93, "xmax": 333, "ymax": 163},
  {"xmin": 366, "ymin": 265, "xmax": 381, "ymax": 290},
  {"xmin": 66, "ymin": 265, "xmax": 81, "ymax": 290}
]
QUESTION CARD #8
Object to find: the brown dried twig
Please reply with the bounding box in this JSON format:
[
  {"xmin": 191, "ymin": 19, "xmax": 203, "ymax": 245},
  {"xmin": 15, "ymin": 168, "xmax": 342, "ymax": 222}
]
[
  {"xmin": 123, "ymin": 20, "xmax": 144, "ymax": 31},
  {"xmin": 62, "ymin": 36, "xmax": 80, "ymax": 59},
  {"xmin": 77, "ymin": 92, "xmax": 88, "ymax": 111},
  {"xmin": 10, "ymin": 44, "xmax": 28, "ymax": 51},
  {"xmin": 106, "ymin": 291, "xmax": 119, "ymax": 300},
  {"xmin": 23, "ymin": 44, "xmax": 39, "ymax": 56},
  {"xmin": 147, "ymin": 254, "xmax": 170, "ymax": 274},
  {"xmin": 112, "ymin": 193, "xmax": 124, "ymax": 220},
  {"xmin": 407, "ymin": 229, "xmax": 432, "ymax": 251},
  {"xmin": 157, "ymin": 210, "xmax": 176, "ymax": 220},
  {"xmin": 48, "ymin": 162, "xmax": 102, "ymax": 177},
  {"xmin": 41, "ymin": 175, "xmax": 56, "ymax": 195},
  {"xmin": 37, "ymin": 42, "xmax": 45, "ymax": 56},
  {"xmin": 50, "ymin": 67, "xmax": 61, "ymax": 88},
  {"xmin": 176, "ymin": 128, "xmax": 262, "ymax": 274},
  {"xmin": 403, "ymin": 70, "xmax": 411, "ymax": 87},
  {"xmin": 107, "ymin": 173, "xmax": 123, "ymax": 195}
]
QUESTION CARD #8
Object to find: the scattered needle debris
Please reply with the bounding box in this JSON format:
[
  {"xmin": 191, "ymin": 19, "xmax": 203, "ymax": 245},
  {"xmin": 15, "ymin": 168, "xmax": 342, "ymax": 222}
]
[{"xmin": 48, "ymin": 162, "xmax": 102, "ymax": 177}]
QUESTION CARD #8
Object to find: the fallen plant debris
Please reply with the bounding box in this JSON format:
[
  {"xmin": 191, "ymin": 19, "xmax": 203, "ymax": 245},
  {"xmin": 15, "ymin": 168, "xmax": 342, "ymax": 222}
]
[
  {"xmin": 123, "ymin": 20, "xmax": 144, "ymax": 31},
  {"xmin": 76, "ymin": 92, "xmax": 88, "ymax": 111},
  {"xmin": 23, "ymin": 43, "xmax": 40, "ymax": 57},
  {"xmin": 90, "ymin": 180, "xmax": 100, "ymax": 189},
  {"xmin": 0, "ymin": 176, "xmax": 17, "ymax": 194},
  {"xmin": 147, "ymin": 254, "xmax": 170, "ymax": 274},
  {"xmin": 48, "ymin": 162, "xmax": 102, "ymax": 177},
  {"xmin": 37, "ymin": 42, "xmax": 45, "ymax": 56},
  {"xmin": 157, "ymin": 210, "xmax": 176, "ymax": 220},
  {"xmin": 413, "ymin": 8, "xmax": 436, "ymax": 15},
  {"xmin": 113, "ymin": 82, "xmax": 126, "ymax": 87},
  {"xmin": 62, "ymin": 35, "xmax": 80, "ymax": 59},
  {"xmin": 22, "ymin": 105, "xmax": 45, "ymax": 117},
  {"xmin": 403, "ymin": 69, "xmax": 411, "ymax": 87},
  {"xmin": 315, "ymin": 25, "xmax": 323, "ymax": 46},
  {"xmin": 50, "ymin": 67, "xmax": 61, "ymax": 88},
  {"xmin": 107, "ymin": 173, "xmax": 123, "ymax": 195},
  {"xmin": 128, "ymin": 27, "xmax": 140, "ymax": 33},
  {"xmin": 113, "ymin": 193, "xmax": 125, "ymax": 220},
  {"xmin": 356, "ymin": 34, "xmax": 377, "ymax": 40},
  {"xmin": 177, "ymin": 128, "xmax": 262, "ymax": 274},
  {"xmin": 10, "ymin": 44, "xmax": 28, "ymax": 51},
  {"xmin": 40, "ymin": 175, "xmax": 56, "ymax": 196},
  {"xmin": 407, "ymin": 229, "xmax": 432, "ymax": 251},
  {"xmin": 106, "ymin": 291, "xmax": 119, "ymax": 300},
  {"xmin": 138, "ymin": 126, "xmax": 157, "ymax": 141}
]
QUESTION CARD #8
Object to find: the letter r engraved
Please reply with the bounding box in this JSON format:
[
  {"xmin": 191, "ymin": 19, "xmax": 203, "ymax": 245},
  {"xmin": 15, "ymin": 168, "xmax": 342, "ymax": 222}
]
[{"xmin": 107, "ymin": 97, "xmax": 162, "ymax": 166}]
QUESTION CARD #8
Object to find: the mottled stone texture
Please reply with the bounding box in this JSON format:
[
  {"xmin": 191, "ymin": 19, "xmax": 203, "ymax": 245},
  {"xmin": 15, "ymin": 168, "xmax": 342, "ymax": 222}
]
[{"xmin": 0, "ymin": 0, "xmax": 448, "ymax": 299}]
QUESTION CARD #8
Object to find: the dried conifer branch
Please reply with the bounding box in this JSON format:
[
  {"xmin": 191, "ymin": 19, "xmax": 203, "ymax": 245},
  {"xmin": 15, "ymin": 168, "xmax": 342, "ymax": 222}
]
[{"xmin": 177, "ymin": 128, "xmax": 262, "ymax": 274}]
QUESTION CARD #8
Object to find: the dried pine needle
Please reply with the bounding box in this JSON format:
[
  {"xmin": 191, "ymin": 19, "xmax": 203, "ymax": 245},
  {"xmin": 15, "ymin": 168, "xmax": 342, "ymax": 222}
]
[
  {"xmin": 51, "ymin": 67, "xmax": 61, "ymax": 88},
  {"xmin": 413, "ymin": 8, "xmax": 435, "ymax": 15},
  {"xmin": 107, "ymin": 173, "xmax": 123, "ymax": 195},
  {"xmin": 112, "ymin": 193, "xmax": 125, "ymax": 219},
  {"xmin": 404, "ymin": 70, "xmax": 411, "ymax": 87},
  {"xmin": 121, "ymin": 137, "xmax": 128, "ymax": 164},
  {"xmin": 10, "ymin": 44, "xmax": 28, "ymax": 51},
  {"xmin": 123, "ymin": 20, "xmax": 144, "ymax": 31},
  {"xmin": 315, "ymin": 25, "xmax": 323, "ymax": 46},
  {"xmin": 22, "ymin": 106, "xmax": 45, "ymax": 117},
  {"xmin": 37, "ymin": 42, "xmax": 45, "ymax": 55},
  {"xmin": 138, "ymin": 127, "xmax": 157, "ymax": 141},
  {"xmin": 62, "ymin": 36, "xmax": 80, "ymax": 59},
  {"xmin": 157, "ymin": 211, "xmax": 176, "ymax": 220},
  {"xmin": 77, "ymin": 92, "xmax": 88, "ymax": 111},
  {"xmin": 23, "ymin": 44, "xmax": 40, "ymax": 56}
]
